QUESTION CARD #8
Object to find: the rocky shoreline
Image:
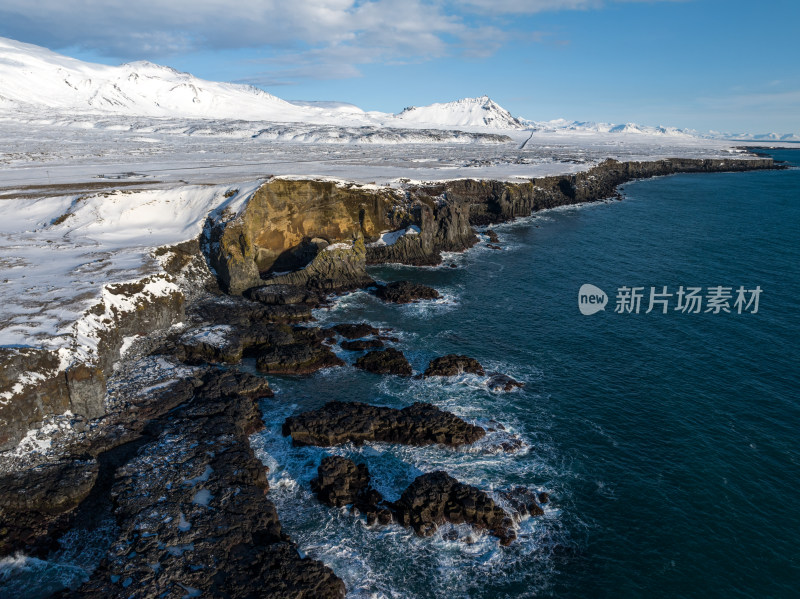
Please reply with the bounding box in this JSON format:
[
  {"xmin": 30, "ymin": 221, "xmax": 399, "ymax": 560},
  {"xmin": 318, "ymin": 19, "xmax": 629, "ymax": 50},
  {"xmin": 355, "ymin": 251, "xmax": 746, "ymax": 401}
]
[{"xmin": 0, "ymin": 155, "xmax": 779, "ymax": 597}]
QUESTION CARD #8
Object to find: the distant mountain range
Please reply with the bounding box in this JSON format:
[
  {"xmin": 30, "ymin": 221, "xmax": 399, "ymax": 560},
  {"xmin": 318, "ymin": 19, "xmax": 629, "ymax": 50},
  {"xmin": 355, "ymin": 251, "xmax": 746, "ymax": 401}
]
[{"xmin": 0, "ymin": 36, "xmax": 796, "ymax": 142}]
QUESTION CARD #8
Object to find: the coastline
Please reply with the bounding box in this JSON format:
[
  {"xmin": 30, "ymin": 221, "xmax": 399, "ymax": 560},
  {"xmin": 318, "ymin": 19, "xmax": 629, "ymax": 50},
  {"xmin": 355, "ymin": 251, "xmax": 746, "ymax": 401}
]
[{"xmin": 0, "ymin": 154, "xmax": 782, "ymax": 597}]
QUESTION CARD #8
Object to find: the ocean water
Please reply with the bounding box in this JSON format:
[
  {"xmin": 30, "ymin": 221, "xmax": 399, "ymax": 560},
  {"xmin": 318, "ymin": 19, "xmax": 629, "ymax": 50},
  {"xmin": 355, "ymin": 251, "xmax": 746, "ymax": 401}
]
[{"xmin": 252, "ymin": 149, "xmax": 800, "ymax": 599}]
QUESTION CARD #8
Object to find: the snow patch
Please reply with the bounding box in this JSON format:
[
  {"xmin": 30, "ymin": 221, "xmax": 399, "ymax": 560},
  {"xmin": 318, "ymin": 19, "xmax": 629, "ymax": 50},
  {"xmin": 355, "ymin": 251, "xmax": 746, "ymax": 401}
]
[{"xmin": 367, "ymin": 225, "xmax": 421, "ymax": 248}]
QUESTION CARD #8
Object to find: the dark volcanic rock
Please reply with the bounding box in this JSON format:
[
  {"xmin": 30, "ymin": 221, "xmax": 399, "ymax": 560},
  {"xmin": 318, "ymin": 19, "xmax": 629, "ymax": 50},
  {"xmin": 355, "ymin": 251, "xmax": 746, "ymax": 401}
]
[
  {"xmin": 498, "ymin": 486, "xmax": 546, "ymax": 518},
  {"xmin": 392, "ymin": 471, "xmax": 516, "ymax": 545},
  {"xmin": 198, "ymin": 368, "xmax": 274, "ymax": 400},
  {"xmin": 328, "ymin": 323, "xmax": 381, "ymax": 339},
  {"xmin": 374, "ymin": 281, "xmax": 441, "ymax": 304},
  {"xmin": 310, "ymin": 457, "xmax": 393, "ymax": 526},
  {"xmin": 341, "ymin": 339, "xmax": 385, "ymax": 351},
  {"xmin": 283, "ymin": 401, "xmax": 485, "ymax": 447},
  {"xmin": 311, "ymin": 456, "xmax": 372, "ymax": 507},
  {"xmin": 0, "ymin": 458, "xmax": 99, "ymax": 555},
  {"xmin": 245, "ymin": 284, "xmax": 322, "ymax": 306},
  {"xmin": 354, "ymin": 348, "xmax": 412, "ymax": 376},
  {"xmin": 486, "ymin": 243, "xmax": 502, "ymax": 250},
  {"xmin": 256, "ymin": 343, "xmax": 344, "ymax": 375},
  {"xmin": 486, "ymin": 374, "xmax": 524, "ymax": 392},
  {"xmin": 486, "ymin": 229, "xmax": 500, "ymax": 243},
  {"xmin": 192, "ymin": 294, "xmax": 314, "ymax": 325},
  {"xmin": 65, "ymin": 368, "xmax": 346, "ymax": 599},
  {"xmin": 423, "ymin": 355, "xmax": 485, "ymax": 378}
]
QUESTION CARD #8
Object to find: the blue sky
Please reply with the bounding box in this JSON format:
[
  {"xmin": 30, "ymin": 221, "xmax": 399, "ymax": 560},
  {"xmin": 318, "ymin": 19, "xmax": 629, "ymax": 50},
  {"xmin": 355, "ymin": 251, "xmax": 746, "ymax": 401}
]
[{"xmin": 1, "ymin": 0, "xmax": 797, "ymax": 133}]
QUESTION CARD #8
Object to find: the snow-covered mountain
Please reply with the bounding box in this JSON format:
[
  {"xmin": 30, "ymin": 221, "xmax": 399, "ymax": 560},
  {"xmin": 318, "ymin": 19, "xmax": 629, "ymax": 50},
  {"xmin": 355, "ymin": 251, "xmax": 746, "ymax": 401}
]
[
  {"xmin": 713, "ymin": 132, "xmax": 800, "ymax": 142},
  {"xmin": 0, "ymin": 37, "xmax": 524, "ymax": 132},
  {"xmin": 396, "ymin": 96, "xmax": 526, "ymax": 130},
  {"xmin": 521, "ymin": 118, "xmax": 694, "ymax": 137},
  {"xmin": 0, "ymin": 36, "xmax": 343, "ymax": 122},
  {"xmin": 1, "ymin": 36, "xmax": 795, "ymax": 142}
]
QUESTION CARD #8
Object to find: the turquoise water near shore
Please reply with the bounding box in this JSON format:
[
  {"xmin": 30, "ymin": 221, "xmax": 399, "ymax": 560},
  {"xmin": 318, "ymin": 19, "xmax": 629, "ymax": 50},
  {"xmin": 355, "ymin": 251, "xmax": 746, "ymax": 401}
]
[{"xmin": 254, "ymin": 149, "xmax": 800, "ymax": 598}]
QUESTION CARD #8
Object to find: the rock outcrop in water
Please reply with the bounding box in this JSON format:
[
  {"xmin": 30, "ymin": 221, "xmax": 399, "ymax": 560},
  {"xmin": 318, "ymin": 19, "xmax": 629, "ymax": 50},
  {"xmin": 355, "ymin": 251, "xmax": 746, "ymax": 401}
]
[
  {"xmin": 393, "ymin": 471, "xmax": 517, "ymax": 545},
  {"xmin": 283, "ymin": 401, "xmax": 486, "ymax": 447},
  {"xmin": 309, "ymin": 457, "xmax": 538, "ymax": 545},
  {"xmin": 423, "ymin": 355, "xmax": 485, "ymax": 377},
  {"xmin": 354, "ymin": 348, "xmax": 413, "ymax": 375},
  {"xmin": 341, "ymin": 338, "xmax": 384, "ymax": 351},
  {"xmin": 311, "ymin": 456, "xmax": 393, "ymax": 526},
  {"xmin": 374, "ymin": 280, "xmax": 441, "ymax": 304},
  {"xmin": 487, "ymin": 373, "xmax": 524, "ymax": 392}
]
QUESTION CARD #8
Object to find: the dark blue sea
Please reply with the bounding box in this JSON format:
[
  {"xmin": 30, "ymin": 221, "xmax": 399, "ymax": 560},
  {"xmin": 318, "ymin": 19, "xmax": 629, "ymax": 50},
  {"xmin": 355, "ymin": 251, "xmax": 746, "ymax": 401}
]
[
  {"xmin": 2, "ymin": 149, "xmax": 797, "ymax": 598},
  {"xmin": 251, "ymin": 148, "xmax": 800, "ymax": 598}
]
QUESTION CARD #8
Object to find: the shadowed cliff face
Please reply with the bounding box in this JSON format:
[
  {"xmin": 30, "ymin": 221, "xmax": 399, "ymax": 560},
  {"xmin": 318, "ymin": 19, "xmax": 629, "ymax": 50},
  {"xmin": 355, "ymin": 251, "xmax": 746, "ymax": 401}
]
[{"xmin": 206, "ymin": 180, "xmax": 404, "ymax": 294}]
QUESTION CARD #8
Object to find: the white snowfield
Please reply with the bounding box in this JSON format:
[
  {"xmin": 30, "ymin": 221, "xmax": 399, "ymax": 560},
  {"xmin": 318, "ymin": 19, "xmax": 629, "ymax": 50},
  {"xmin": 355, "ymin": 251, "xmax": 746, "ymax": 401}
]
[{"xmin": 0, "ymin": 182, "xmax": 262, "ymax": 361}]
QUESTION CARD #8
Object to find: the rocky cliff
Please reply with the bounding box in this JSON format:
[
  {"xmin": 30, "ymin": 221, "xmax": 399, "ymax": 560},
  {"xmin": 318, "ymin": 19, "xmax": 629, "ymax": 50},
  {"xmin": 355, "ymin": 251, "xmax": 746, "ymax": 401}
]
[
  {"xmin": 0, "ymin": 275, "xmax": 184, "ymax": 451},
  {"xmin": 205, "ymin": 157, "xmax": 775, "ymax": 295}
]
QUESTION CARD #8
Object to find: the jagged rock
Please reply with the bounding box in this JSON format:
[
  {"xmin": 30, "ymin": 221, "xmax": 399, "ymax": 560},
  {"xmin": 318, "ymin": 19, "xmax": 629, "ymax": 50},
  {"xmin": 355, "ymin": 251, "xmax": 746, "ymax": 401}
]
[
  {"xmin": 256, "ymin": 343, "xmax": 344, "ymax": 375},
  {"xmin": 538, "ymin": 492, "xmax": 550, "ymax": 504},
  {"xmin": 311, "ymin": 457, "xmax": 392, "ymax": 526},
  {"xmin": 328, "ymin": 323, "xmax": 381, "ymax": 339},
  {"xmin": 423, "ymin": 355, "xmax": 485, "ymax": 377},
  {"xmin": 311, "ymin": 456, "xmax": 372, "ymax": 507},
  {"xmin": 486, "ymin": 229, "xmax": 500, "ymax": 243},
  {"xmin": 196, "ymin": 369, "xmax": 274, "ymax": 400},
  {"xmin": 498, "ymin": 487, "xmax": 546, "ymax": 518},
  {"xmin": 486, "ymin": 243, "xmax": 502, "ymax": 250},
  {"xmin": 341, "ymin": 339, "xmax": 384, "ymax": 351},
  {"xmin": 245, "ymin": 284, "xmax": 322, "ymax": 306},
  {"xmin": 0, "ymin": 458, "xmax": 99, "ymax": 555},
  {"xmin": 487, "ymin": 374, "xmax": 524, "ymax": 392},
  {"xmin": 283, "ymin": 401, "xmax": 485, "ymax": 448},
  {"xmin": 0, "ymin": 276, "xmax": 185, "ymax": 452},
  {"xmin": 176, "ymin": 324, "xmax": 243, "ymax": 364},
  {"xmin": 392, "ymin": 471, "xmax": 516, "ymax": 545},
  {"xmin": 365, "ymin": 187, "xmax": 478, "ymax": 267},
  {"xmin": 191, "ymin": 294, "xmax": 313, "ymax": 325},
  {"xmin": 354, "ymin": 348, "xmax": 412, "ymax": 375},
  {"xmin": 64, "ymin": 368, "xmax": 346, "ymax": 599},
  {"xmin": 374, "ymin": 281, "xmax": 441, "ymax": 304},
  {"xmin": 169, "ymin": 320, "xmax": 308, "ymax": 366}
]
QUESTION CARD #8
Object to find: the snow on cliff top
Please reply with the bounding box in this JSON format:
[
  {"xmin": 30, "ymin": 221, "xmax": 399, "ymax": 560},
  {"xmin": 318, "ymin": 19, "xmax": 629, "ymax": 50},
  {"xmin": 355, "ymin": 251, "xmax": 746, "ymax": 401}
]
[{"xmin": 0, "ymin": 180, "xmax": 263, "ymax": 356}]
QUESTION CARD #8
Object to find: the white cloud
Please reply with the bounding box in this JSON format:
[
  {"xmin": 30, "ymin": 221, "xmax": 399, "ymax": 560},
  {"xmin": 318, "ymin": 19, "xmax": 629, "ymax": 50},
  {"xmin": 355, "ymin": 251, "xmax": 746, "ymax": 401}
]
[
  {"xmin": 0, "ymin": 0, "xmax": 466, "ymax": 57},
  {"xmin": 0, "ymin": 0, "xmax": 689, "ymax": 81}
]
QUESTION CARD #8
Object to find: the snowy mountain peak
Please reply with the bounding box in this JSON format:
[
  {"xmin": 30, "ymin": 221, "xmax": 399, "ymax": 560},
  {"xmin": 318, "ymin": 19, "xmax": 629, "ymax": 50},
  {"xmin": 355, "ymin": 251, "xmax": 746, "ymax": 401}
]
[{"xmin": 396, "ymin": 96, "xmax": 526, "ymax": 130}]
